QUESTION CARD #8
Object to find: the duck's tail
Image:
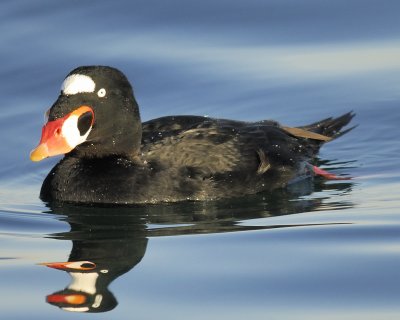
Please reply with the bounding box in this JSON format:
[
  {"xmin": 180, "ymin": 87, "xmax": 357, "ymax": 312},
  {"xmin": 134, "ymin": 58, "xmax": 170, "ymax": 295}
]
[
  {"xmin": 282, "ymin": 111, "xmax": 356, "ymax": 143},
  {"xmin": 300, "ymin": 111, "xmax": 356, "ymax": 140},
  {"xmin": 295, "ymin": 112, "xmax": 356, "ymax": 180}
]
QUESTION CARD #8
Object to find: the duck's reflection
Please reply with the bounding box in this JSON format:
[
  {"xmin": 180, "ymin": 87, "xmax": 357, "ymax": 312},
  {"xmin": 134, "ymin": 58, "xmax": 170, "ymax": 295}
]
[
  {"xmin": 42, "ymin": 208, "xmax": 147, "ymax": 312},
  {"xmin": 41, "ymin": 174, "xmax": 354, "ymax": 313},
  {"xmin": 42, "ymin": 261, "xmax": 118, "ymax": 312}
]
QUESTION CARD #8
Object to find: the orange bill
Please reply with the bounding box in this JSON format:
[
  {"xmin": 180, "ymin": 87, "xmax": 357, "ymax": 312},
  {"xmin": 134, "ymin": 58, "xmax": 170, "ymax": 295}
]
[{"xmin": 30, "ymin": 106, "xmax": 94, "ymax": 161}]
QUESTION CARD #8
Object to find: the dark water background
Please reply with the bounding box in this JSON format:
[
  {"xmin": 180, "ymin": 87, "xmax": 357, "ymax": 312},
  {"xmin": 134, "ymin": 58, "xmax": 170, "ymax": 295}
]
[{"xmin": 1, "ymin": 0, "xmax": 400, "ymax": 319}]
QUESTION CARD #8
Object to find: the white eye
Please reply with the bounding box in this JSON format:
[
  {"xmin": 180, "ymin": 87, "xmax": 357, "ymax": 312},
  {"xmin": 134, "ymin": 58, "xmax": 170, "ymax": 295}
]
[{"xmin": 97, "ymin": 88, "xmax": 106, "ymax": 97}]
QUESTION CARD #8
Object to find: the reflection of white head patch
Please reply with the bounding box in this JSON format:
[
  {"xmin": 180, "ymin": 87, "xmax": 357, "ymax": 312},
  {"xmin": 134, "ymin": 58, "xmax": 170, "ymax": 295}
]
[
  {"xmin": 62, "ymin": 74, "xmax": 96, "ymax": 95},
  {"xmin": 68, "ymin": 272, "xmax": 99, "ymax": 294}
]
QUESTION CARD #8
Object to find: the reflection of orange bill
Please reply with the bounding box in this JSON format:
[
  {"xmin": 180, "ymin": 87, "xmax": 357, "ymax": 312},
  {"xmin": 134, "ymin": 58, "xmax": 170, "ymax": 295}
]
[{"xmin": 38, "ymin": 261, "xmax": 96, "ymax": 270}]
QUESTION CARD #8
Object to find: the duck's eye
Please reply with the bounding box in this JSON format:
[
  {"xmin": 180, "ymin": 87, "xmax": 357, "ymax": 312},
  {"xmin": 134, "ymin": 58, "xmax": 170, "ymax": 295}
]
[
  {"xmin": 77, "ymin": 111, "xmax": 94, "ymax": 136},
  {"xmin": 97, "ymin": 88, "xmax": 106, "ymax": 97}
]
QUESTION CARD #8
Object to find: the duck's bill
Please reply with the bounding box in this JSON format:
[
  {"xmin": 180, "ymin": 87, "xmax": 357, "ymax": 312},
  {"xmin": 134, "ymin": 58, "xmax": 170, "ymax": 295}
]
[
  {"xmin": 30, "ymin": 116, "xmax": 73, "ymax": 161},
  {"xmin": 30, "ymin": 106, "xmax": 94, "ymax": 162}
]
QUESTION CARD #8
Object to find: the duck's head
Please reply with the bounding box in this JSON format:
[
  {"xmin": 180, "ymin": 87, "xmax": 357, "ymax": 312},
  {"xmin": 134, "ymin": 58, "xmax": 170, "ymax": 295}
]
[
  {"xmin": 40, "ymin": 260, "xmax": 117, "ymax": 313},
  {"xmin": 30, "ymin": 66, "xmax": 142, "ymax": 161}
]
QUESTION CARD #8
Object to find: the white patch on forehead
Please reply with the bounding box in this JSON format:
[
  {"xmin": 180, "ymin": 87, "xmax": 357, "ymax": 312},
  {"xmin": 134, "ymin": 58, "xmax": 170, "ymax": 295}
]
[{"xmin": 62, "ymin": 74, "xmax": 96, "ymax": 95}]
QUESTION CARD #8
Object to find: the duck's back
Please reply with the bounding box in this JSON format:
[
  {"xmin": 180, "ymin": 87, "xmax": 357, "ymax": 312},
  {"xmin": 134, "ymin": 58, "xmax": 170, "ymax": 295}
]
[{"xmin": 140, "ymin": 116, "xmax": 315, "ymax": 199}]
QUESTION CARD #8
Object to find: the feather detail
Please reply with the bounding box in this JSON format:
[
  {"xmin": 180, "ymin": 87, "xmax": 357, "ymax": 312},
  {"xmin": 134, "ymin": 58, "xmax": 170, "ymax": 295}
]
[{"xmin": 281, "ymin": 126, "xmax": 332, "ymax": 141}]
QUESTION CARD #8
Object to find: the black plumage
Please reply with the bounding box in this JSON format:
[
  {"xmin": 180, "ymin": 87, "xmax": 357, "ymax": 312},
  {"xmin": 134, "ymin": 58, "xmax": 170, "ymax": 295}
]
[{"xmin": 36, "ymin": 66, "xmax": 354, "ymax": 204}]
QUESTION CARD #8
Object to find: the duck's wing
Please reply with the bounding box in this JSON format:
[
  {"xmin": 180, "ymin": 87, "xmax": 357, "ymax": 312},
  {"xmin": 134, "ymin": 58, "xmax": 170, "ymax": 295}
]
[
  {"xmin": 142, "ymin": 115, "xmax": 211, "ymax": 139},
  {"xmin": 141, "ymin": 116, "xmax": 307, "ymax": 176},
  {"xmin": 140, "ymin": 113, "xmax": 354, "ymax": 189},
  {"xmin": 141, "ymin": 116, "xmax": 253, "ymax": 174}
]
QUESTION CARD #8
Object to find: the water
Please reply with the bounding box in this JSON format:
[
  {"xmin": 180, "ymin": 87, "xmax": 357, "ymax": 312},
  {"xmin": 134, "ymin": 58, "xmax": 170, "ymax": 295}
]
[{"xmin": 1, "ymin": 0, "xmax": 400, "ymax": 319}]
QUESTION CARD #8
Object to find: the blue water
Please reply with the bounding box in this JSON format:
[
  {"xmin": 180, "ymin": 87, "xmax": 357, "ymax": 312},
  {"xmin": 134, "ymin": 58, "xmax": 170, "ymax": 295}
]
[{"xmin": 1, "ymin": 0, "xmax": 400, "ymax": 319}]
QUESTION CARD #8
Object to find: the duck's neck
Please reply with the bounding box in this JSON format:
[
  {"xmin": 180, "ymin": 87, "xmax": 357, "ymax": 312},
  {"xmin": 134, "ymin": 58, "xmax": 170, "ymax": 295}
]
[
  {"xmin": 74, "ymin": 95, "xmax": 143, "ymax": 158},
  {"xmin": 40, "ymin": 153, "xmax": 150, "ymax": 204}
]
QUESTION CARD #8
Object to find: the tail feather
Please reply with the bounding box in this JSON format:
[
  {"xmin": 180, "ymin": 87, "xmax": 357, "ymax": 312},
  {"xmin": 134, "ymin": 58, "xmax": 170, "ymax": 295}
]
[{"xmin": 300, "ymin": 111, "xmax": 355, "ymax": 140}]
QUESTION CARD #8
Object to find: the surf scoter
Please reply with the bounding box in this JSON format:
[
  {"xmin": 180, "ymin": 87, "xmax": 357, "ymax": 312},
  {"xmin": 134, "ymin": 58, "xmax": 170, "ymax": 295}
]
[{"xmin": 30, "ymin": 66, "xmax": 354, "ymax": 204}]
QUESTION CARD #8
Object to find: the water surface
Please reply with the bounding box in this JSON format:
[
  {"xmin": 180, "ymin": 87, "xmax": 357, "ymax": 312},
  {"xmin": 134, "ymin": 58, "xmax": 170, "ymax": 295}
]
[{"xmin": 1, "ymin": 1, "xmax": 400, "ymax": 319}]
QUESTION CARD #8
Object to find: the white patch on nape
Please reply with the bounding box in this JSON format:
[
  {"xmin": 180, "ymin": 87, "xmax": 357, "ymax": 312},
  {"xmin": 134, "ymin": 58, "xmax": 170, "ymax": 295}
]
[
  {"xmin": 62, "ymin": 114, "xmax": 92, "ymax": 148},
  {"xmin": 44, "ymin": 108, "xmax": 50, "ymax": 124},
  {"xmin": 68, "ymin": 272, "xmax": 99, "ymax": 295},
  {"xmin": 62, "ymin": 74, "xmax": 96, "ymax": 95},
  {"xmin": 92, "ymin": 294, "xmax": 103, "ymax": 308}
]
